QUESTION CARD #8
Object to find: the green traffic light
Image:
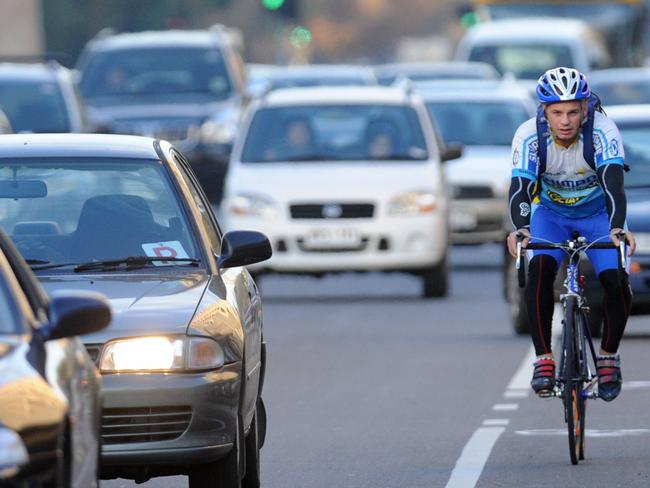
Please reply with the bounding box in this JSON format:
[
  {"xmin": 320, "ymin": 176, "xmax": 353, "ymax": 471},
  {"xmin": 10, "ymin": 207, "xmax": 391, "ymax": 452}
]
[{"xmin": 262, "ymin": 0, "xmax": 285, "ymax": 10}]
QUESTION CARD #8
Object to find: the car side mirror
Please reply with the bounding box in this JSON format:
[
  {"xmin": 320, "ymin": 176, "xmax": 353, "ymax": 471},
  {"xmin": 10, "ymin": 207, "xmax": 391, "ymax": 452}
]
[
  {"xmin": 442, "ymin": 143, "xmax": 463, "ymax": 162},
  {"xmin": 218, "ymin": 230, "xmax": 272, "ymax": 269},
  {"xmin": 44, "ymin": 291, "xmax": 111, "ymax": 341}
]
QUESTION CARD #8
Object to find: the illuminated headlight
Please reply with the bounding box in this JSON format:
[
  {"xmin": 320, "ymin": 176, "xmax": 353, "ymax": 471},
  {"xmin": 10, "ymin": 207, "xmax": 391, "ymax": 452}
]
[
  {"xmin": 388, "ymin": 191, "xmax": 437, "ymax": 215},
  {"xmin": 200, "ymin": 119, "xmax": 237, "ymax": 145},
  {"xmin": 229, "ymin": 193, "xmax": 279, "ymax": 217},
  {"xmin": 99, "ymin": 336, "xmax": 224, "ymax": 373},
  {"xmin": 634, "ymin": 232, "xmax": 650, "ymax": 254}
]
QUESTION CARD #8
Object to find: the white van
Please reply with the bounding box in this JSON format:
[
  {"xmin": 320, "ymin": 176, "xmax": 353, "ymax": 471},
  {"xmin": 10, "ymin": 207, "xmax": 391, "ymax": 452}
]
[
  {"xmin": 455, "ymin": 17, "xmax": 610, "ymax": 82},
  {"xmin": 221, "ymin": 84, "xmax": 459, "ymax": 298}
]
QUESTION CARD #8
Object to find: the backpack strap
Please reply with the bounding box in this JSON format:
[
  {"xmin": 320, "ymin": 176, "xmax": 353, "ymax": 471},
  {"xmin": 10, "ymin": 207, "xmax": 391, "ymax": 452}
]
[{"xmin": 535, "ymin": 104, "xmax": 548, "ymax": 177}]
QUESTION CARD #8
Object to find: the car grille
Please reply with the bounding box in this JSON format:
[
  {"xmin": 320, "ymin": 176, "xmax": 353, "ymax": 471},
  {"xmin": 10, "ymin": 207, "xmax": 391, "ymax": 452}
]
[
  {"xmin": 296, "ymin": 237, "xmax": 369, "ymax": 253},
  {"xmin": 101, "ymin": 406, "xmax": 192, "ymax": 445},
  {"xmin": 111, "ymin": 121, "xmax": 196, "ymax": 144},
  {"xmin": 290, "ymin": 203, "xmax": 374, "ymax": 219},
  {"xmin": 453, "ymin": 185, "xmax": 494, "ymax": 199}
]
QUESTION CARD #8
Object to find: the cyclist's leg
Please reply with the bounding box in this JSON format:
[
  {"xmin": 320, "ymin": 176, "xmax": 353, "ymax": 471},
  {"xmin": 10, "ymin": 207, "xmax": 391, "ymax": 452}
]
[
  {"xmin": 527, "ymin": 206, "xmax": 566, "ymax": 357},
  {"xmin": 582, "ymin": 212, "xmax": 632, "ymax": 354},
  {"xmin": 582, "ymin": 212, "xmax": 630, "ymax": 401}
]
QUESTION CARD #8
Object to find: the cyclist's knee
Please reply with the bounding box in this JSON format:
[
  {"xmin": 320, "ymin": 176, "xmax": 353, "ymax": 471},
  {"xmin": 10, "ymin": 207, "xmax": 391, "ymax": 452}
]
[{"xmin": 599, "ymin": 268, "xmax": 631, "ymax": 299}]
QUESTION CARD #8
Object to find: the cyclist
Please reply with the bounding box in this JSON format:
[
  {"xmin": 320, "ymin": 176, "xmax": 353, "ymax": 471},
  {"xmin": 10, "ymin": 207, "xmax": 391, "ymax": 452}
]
[{"xmin": 506, "ymin": 67, "xmax": 636, "ymax": 401}]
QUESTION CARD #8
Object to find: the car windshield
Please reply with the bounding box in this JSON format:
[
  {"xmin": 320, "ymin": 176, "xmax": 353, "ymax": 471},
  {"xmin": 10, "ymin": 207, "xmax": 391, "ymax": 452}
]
[
  {"xmin": 617, "ymin": 125, "xmax": 650, "ymax": 188},
  {"xmin": 0, "ymin": 271, "xmax": 20, "ymax": 333},
  {"xmin": 468, "ymin": 44, "xmax": 573, "ymax": 79},
  {"xmin": 241, "ymin": 105, "xmax": 428, "ymax": 162},
  {"xmin": 80, "ymin": 47, "xmax": 232, "ymax": 100},
  {"xmin": 0, "ymin": 158, "xmax": 200, "ymax": 270},
  {"xmin": 426, "ymin": 101, "xmax": 529, "ymax": 146},
  {"xmin": 0, "ymin": 81, "xmax": 69, "ymax": 132},
  {"xmin": 269, "ymin": 76, "xmax": 371, "ymax": 89},
  {"xmin": 591, "ymin": 80, "xmax": 650, "ymax": 106}
]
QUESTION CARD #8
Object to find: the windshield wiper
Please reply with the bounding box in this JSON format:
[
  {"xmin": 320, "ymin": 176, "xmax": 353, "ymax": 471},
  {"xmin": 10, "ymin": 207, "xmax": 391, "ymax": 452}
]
[
  {"xmin": 74, "ymin": 256, "xmax": 200, "ymax": 272},
  {"xmin": 25, "ymin": 259, "xmax": 50, "ymax": 266}
]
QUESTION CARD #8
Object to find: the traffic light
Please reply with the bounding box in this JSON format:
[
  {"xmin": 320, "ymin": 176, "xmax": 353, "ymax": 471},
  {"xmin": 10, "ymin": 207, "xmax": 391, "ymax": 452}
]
[{"xmin": 261, "ymin": 0, "xmax": 300, "ymax": 20}]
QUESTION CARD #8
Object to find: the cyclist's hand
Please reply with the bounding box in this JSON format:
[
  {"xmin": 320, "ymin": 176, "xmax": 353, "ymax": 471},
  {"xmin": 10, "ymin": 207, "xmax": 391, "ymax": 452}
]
[
  {"xmin": 610, "ymin": 228, "xmax": 636, "ymax": 256},
  {"xmin": 507, "ymin": 228, "xmax": 530, "ymax": 258}
]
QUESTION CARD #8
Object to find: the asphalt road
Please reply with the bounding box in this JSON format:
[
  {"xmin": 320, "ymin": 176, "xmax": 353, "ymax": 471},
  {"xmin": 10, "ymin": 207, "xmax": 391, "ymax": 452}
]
[{"xmin": 102, "ymin": 244, "xmax": 650, "ymax": 487}]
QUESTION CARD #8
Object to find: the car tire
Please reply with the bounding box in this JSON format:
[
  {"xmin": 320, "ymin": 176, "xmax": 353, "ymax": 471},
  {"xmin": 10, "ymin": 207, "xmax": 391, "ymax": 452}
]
[
  {"xmin": 421, "ymin": 256, "xmax": 448, "ymax": 298},
  {"xmin": 506, "ymin": 254, "xmax": 529, "ymax": 335},
  {"xmin": 242, "ymin": 401, "xmax": 262, "ymax": 488},
  {"xmin": 189, "ymin": 418, "xmax": 242, "ymax": 488}
]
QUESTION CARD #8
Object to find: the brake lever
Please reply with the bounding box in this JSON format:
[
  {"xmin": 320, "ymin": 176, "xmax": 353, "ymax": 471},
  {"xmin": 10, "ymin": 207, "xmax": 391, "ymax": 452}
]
[{"xmin": 616, "ymin": 231, "xmax": 627, "ymax": 270}]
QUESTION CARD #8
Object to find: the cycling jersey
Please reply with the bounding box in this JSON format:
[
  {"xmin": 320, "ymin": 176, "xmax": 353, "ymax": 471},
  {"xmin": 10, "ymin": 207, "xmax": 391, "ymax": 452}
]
[{"xmin": 511, "ymin": 111, "xmax": 625, "ymax": 219}]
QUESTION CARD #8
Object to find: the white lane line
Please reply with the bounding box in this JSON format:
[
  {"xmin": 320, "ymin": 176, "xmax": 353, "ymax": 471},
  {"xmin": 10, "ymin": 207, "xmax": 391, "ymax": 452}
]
[
  {"xmin": 492, "ymin": 403, "xmax": 519, "ymax": 412},
  {"xmin": 516, "ymin": 429, "xmax": 650, "ymax": 438},
  {"xmin": 483, "ymin": 419, "xmax": 510, "ymax": 426},
  {"xmin": 623, "ymin": 381, "xmax": 650, "ymax": 390},
  {"xmin": 445, "ymin": 427, "xmax": 506, "ymax": 488}
]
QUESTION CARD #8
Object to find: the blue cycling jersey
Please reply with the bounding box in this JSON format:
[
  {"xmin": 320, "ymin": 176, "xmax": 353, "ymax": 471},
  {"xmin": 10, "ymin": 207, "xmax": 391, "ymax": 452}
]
[{"xmin": 511, "ymin": 111, "xmax": 625, "ymax": 218}]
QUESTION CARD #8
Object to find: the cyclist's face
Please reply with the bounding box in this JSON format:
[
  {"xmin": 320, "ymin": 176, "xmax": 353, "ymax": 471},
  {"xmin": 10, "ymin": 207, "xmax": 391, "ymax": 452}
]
[{"xmin": 544, "ymin": 101, "xmax": 586, "ymax": 146}]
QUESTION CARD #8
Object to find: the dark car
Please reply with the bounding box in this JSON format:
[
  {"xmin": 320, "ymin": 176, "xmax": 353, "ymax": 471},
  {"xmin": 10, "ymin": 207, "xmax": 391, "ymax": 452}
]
[
  {"xmin": 0, "ymin": 227, "xmax": 110, "ymax": 486},
  {"xmin": 0, "ymin": 133, "xmax": 271, "ymax": 486},
  {"xmin": 76, "ymin": 25, "xmax": 247, "ymax": 204},
  {"xmin": 0, "ymin": 60, "xmax": 88, "ymax": 133},
  {"xmin": 374, "ymin": 61, "xmax": 500, "ymax": 86},
  {"xmin": 261, "ymin": 64, "xmax": 377, "ymax": 92}
]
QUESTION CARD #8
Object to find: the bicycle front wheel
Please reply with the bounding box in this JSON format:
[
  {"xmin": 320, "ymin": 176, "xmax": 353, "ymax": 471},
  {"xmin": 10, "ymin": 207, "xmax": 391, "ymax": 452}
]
[{"xmin": 563, "ymin": 296, "xmax": 584, "ymax": 465}]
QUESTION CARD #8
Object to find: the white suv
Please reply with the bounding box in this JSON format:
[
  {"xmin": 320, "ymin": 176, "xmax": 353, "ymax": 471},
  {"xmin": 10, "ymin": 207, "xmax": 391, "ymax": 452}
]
[{"xmin": 222, "ymin": 85, "xmax": 457, "ymax": 297}]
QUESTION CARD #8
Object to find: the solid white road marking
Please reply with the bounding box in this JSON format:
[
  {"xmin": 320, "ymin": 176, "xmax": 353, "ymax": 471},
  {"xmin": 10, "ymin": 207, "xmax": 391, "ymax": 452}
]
[
  {"xmin": 483, "ymin": 419, "xmax": 510, "ymax": 426},
  {"xmin": 623, "ymin": 381, "xmax": 650, "ymax": 390},
  {"xmin": 492, "ymin": 403, "xmax": 519, "ymax": 411},
  {"xmin": 515, "ymin": 429, "xmax": 650, "ymax": 438},
  {"xmin": 445, "ymin": 427, "xmax": 506, "ymax": 488}
]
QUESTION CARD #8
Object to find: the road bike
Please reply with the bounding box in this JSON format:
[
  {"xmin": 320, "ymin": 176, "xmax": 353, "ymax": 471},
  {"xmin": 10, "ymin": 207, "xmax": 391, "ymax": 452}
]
[{"xmin": 515, "ymin": 231, "xmax": 627, "ymax": 465}]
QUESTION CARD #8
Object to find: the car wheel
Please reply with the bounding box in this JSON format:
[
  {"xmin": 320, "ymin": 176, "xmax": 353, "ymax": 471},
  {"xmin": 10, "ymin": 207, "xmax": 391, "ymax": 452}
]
[
  {"xmin": 242, "ymin": 401, "xmax": 262, "ymax": 488},
  {"xmin": 189, "ymin": 418, "xmax": 242, "ymax": 488},
  {"xmin": 506, "ymin": 254, "xmax": 529, "ymax": 335},
  {"xmin": 421, "ymin": 256, "xmax": 448, "ymax": 298}
]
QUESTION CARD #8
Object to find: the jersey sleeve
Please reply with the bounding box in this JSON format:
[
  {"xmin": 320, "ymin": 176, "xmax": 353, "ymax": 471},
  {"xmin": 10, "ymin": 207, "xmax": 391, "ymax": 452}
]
[
  {"xmin": 511, "ymin": 119, "xmax": 538, "ymax": 181},
  {"xmin": 593, "ymin": 113, "xmax": 625, "ymax": 169}
]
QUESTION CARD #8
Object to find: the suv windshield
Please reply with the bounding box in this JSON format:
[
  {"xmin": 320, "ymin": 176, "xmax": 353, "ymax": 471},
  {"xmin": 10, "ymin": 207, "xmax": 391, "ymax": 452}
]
[
  {"xmin": 469, "ymin": 44, "xmax": 573, "ymax": 79},
  {"xmin": 241, "ymin": 105, "xmax": 428, "ymax": 162},
  {"xmin": 0, "ymin": 158, "xmax": 200, "ymax": 269},
  {"xmin": 426, "ymin": 101, "xmax": 530, "ymax": 146},
  {"xmin": 0, "ymin": 81, "xmax": 69, "ymax": 132},
  {"xmin": 80, "ymin": 47, "xmax": 232, "ymax": 100}
]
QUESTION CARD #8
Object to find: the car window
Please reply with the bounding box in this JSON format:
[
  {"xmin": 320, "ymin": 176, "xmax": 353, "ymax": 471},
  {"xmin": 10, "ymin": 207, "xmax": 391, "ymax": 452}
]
[
  {"xmin": 0, "ymin": 254, "xmax": 26, "ymax": 334},
  {"xmin": 592, "ymin": 81, "xmax": 650, "ymax": 106},
  {"xmin": 0, "ymin": 80, "xmax": 70, "ymax": 132},
  {"xmin": 172, "ymin": 154, "xmax": 222, "ymax": 253},
  {"xmin": 241, "ymin": 105, "xmax": 428, "ymax": 162},
  {"xmin": 426, "ymin": 101, "xmax": 530, "ymax": 146},
  {"xmin": 617, "ymin": 125, "xmax": 650, "ymax": 188},
  {"xmin": 0, "ymin": 158, "xmax": 200, "ymax": 268},
  {"xmin": 80, "ymin": 47, "xmax": 233, "ymax": 100},
  {"xmin": 468, "ymin": 44, "xmax": 573, "ymax": 80}
]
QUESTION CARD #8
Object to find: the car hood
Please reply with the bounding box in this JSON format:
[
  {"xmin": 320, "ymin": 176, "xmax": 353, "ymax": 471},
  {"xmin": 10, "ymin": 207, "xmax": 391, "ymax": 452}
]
[
  {"xmin": 38, "ymin": 272, "xmax": 209, "ymax": 343},
  {"xmin": 445, "ymin": 146, "xmax": 512, "ymax": 194},
  {"xmin": 626, "ymin": 188, "xmax": 650, "ymax": 232},
  {"xmin": 226, "ymin": 161, "xmax": 442, "ymax": 202}
]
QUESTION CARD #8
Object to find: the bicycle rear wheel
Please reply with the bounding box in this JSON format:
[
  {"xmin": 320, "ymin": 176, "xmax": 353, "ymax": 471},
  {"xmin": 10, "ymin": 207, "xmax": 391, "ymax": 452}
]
[{"xmin": 563, "ymin": 296, "xmax": 584, "ymax": 465}]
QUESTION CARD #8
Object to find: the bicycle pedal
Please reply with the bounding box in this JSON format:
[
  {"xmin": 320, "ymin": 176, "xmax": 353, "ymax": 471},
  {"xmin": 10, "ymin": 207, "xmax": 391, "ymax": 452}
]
[{"xmin": 537, "ymin": 389, "xmax": 554, "ymax": 398}]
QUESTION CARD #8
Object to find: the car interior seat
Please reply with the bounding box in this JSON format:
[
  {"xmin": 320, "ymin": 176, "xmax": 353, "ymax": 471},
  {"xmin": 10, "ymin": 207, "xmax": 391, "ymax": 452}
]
[{"xmin": 72, "ymin": 194, "xmax": 159, "ymax": 262}]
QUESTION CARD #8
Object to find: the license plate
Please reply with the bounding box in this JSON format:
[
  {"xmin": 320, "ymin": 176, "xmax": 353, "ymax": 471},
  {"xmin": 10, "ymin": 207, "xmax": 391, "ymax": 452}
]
[
  {"xmin": 450, "ymin": 210, "xmax": 478, "ymax": 231},
  {"xmin": 303, "ymin": 228, "xmax": 361, "ymax": 248}
]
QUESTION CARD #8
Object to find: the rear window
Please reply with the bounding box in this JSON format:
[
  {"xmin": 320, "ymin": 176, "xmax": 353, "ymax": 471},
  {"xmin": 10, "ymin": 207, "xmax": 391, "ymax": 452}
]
[
  {"xmin": 241, "ymin": 105, "xmax": 428, "ymax": 162},
  {"xmin": 0, "ymin": 81, "xmax": 69, "ymax": 133},
  {"xmin": 468, "ymin": 44, "xmax": 573, "ymax": 80}
]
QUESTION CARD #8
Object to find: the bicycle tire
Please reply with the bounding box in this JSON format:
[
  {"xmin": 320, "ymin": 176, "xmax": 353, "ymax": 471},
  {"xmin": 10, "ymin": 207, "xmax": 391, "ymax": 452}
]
[
  {"xmin": 576, "ymin": 308, "xmax": 589, "ymax": 460},
  {"xmin": 563, "ymin": 296, "xmax": 582, "ymax": 465}
]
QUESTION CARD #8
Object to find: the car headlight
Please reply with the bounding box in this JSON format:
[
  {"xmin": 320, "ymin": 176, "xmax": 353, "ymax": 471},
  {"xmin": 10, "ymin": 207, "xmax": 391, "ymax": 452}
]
[
  {"xmin": 388, "ymin": 191, "xmax": 437, "ymax": 215},
  {"xmin": 228, "ymin": 193, "xmax": 279, "ymax": 218},
  {"xmin": 0, "ymin": 427, "xmax": 28, "ymax": 480},
  {"xmin": 98, "ymin": 336, "xmax": 224, "ymax": 373},
  {"xmin": 200, "ymin": 119, "xmax": 238, "ymax": 145}
]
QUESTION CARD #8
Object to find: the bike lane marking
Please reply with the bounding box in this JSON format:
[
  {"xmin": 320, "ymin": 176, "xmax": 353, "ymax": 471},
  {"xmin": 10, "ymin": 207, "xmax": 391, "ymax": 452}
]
[{"xmin": 444, "ymin": 306, "xmax": 563, "ymax": 488}]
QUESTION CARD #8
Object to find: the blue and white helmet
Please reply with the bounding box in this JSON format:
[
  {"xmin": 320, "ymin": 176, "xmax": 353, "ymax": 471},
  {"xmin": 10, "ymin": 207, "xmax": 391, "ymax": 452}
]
[{"xmin": 536, "ymin": 67, "xmax": 590, "ymax": 103}]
